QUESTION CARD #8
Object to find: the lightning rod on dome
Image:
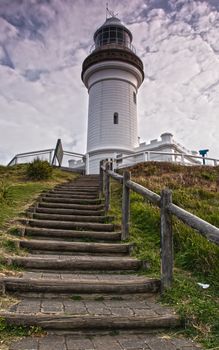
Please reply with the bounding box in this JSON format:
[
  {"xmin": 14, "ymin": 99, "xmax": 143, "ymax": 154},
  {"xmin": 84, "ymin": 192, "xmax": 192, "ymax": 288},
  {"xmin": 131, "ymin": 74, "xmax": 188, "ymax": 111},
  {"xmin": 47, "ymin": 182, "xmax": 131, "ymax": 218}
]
[{"xmin": 106, "ymin": 3, "xmax": 118, "ymax": 19}]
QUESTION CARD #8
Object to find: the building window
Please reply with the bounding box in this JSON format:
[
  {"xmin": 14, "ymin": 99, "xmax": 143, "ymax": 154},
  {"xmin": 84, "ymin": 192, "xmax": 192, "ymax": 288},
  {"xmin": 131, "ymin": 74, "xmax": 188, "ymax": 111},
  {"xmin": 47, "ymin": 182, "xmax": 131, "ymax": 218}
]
[
  {"xmin": 114, "ymin": 112, "xmax": 119, "ymax": 124},
  {"xmin": 133, "ymin": 92, "xmax": 136, "ymax": 104}
]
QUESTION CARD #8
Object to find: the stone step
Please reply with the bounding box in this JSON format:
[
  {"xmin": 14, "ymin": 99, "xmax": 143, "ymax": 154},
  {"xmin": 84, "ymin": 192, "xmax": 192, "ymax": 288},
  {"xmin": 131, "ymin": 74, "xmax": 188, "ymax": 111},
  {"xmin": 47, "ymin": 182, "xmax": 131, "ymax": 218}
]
[
  {"xmin": 24, "ymin": 227, "xmax": 121, "ymax": 241},
  {"xmin": 41, "ymin": 197, "xmax": 101, "ymax": 204},
  {"xmin": 4, "ymin": 255, "xmax": 143, "ymax": 271},
  {"xmin": 8, "ymin": 333, "xmax": 198, "ymax": 350},
  {"xmin": 20, "ymin": 219, "xmax": 115, "ymax": 232},
  {"xmin": 19, "ymin": 240, "xmax": 131, "ymax": 254},
  {"xmin": 44, "ymin": 193, "xmax": 98, "ymax": 199},
  {"xmin": 35, "ymin": 207, "xmax": 105, "ymax": 216},
  {"xmin": 1, "ymin": 276, "xmax": 160, "ymax": 294},
  {"xmin": 31, "ymin": 213, "xmax": 112, "ymax": 223},
  {"xmin": 1, "ymin": 312, "xmax": 181, "ymax": 331},
  {"xmin": 38, "ymin": 202, "xmax": 104, "ymax": 210}
]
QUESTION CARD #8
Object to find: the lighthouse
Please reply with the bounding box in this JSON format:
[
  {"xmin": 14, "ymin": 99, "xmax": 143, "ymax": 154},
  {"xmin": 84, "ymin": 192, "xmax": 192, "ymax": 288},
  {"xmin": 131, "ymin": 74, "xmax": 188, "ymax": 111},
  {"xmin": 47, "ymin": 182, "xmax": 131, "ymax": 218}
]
[{"xmin": 82, "ymin": 15, "xmax": 144, "ymax": 174}]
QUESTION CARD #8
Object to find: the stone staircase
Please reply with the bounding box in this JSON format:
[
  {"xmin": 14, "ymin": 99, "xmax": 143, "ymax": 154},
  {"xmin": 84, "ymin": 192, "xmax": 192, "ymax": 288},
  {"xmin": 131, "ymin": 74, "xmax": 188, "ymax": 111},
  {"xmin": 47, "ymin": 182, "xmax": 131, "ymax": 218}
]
[{"xmin": 0, "ymin": 175, "xmax": 202, "ymax": 350}]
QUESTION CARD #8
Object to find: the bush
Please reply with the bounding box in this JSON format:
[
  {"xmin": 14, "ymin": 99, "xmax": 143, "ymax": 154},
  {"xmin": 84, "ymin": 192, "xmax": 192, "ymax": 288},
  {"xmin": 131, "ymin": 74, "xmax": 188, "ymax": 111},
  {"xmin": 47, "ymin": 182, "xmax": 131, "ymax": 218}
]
[
  {"xmin": 26, "ymin": 159, "xmax": 53, "ymax": 180},
  {"xmin": 0, "ymin": 180, "xmax": 12, "ymax": 203}
]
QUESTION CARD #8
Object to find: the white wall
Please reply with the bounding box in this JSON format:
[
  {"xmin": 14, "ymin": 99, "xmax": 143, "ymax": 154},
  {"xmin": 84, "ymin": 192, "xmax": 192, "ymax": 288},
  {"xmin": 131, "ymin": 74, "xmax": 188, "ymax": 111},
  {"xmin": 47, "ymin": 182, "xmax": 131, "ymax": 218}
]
[{"xmin": 87, "ymin": 79, "xmax": 138, "ymax": 152}]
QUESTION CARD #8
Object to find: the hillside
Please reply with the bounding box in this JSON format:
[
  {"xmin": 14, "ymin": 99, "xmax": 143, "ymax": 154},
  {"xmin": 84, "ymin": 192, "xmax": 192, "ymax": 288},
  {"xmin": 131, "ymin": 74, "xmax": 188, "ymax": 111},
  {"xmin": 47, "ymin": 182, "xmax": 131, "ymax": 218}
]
[
  {"xmin": 110, "ymin": 162, "xmax": 219, "ymax": 348},
  {"xmin": 0, "ymin": 162, "xmax": 218, "ymax": 348},
  {"xmin": 0, "ymin": 164, "xmax": 77, "ymax": 271}
]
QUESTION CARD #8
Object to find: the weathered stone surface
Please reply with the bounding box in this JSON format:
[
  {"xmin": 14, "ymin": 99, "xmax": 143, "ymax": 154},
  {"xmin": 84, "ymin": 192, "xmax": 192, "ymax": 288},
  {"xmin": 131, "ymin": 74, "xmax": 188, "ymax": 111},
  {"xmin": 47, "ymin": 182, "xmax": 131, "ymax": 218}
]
[
  {"xmin": 9, "ymin": 334, "xmax": 203, "ymax": 350},
  {"xmin": 9, "ymin": 337, "xmax": 38, "ymax": 350}
]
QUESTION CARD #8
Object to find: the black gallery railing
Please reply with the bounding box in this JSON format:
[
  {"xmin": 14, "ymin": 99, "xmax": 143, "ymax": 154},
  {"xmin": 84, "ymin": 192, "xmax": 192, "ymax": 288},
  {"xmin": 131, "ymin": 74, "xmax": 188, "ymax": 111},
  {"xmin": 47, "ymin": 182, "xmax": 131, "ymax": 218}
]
[{"xmin": 99, "ymin": 160, "xmax": 219, "ymax": 292}]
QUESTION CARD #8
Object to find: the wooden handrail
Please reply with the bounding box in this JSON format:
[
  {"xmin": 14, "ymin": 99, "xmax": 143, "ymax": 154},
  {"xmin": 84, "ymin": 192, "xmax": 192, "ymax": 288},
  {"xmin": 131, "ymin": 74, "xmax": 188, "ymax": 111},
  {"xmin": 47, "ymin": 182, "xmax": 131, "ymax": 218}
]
[
  {"xmin": 127, "ymin": 180, "xmax": 161, "ymax": 205},
  {"xmin": 169, "ymin": 203, "xmax": 219, "ymax": 245},
  {"xmin": 100, "ymin": 160, "xmax": 219, "ymax": 291}
]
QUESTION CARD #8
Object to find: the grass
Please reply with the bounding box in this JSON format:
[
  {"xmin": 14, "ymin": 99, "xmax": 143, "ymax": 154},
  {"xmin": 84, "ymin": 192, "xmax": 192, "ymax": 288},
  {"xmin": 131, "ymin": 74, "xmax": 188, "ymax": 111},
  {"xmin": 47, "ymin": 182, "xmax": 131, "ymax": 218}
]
[
  {"xmin": 0, "ymin": 164, "xmax": 77, "ymax": 267},
  {"xmin": 0, "ymin": 163, "xmax": 78, "ymax": 347},
  {"xmin": 0, "ymin": 317, "xmax": 45, "ymax": 347},
  {"xmin": 109, "ymin": 162, "xmax": 219, "ymax": 349},
  {"xmin": 70, "ymin": 295, "xmax": 83, "ymax": 301}
]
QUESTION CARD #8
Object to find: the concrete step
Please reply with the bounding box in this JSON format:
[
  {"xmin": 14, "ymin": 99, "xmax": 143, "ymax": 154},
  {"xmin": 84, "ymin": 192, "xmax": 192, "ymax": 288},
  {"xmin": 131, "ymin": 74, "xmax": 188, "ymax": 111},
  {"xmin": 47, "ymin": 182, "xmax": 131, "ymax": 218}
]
[
  {"xmin": 1, "ymin": 312, "xmax": 181, "ymax": 331},
  {"xmin": 19, "ymin": 240, "xmax": 131, "ymax": 254},
  {"xmin": 24, "ymin": 227, "xmax": 121, "ymax": 241},
  {"xmin": 20, "ymin": 219, "xmax": 115, "ymax": 232},
  {"xmin": 31, "ymin": 213, "xmax": 112, "ymax": 223},
  {"xmin": 41, "ymin": 197, "xmax": 101, "ymax": 205},
  {"xmin": 1, "ymin": 276, "xmax": 160, "ymax": 294},
  {"xmin": 38, "ymin": 202, "xmax": 104, "ymax": 210},
  {"xmin": 4, "ymin": 255, "xmax": 143, "ymax": 272},
  {"xmin": 35, "ymin": 207, "xmax": 105, "ymax": 216}
]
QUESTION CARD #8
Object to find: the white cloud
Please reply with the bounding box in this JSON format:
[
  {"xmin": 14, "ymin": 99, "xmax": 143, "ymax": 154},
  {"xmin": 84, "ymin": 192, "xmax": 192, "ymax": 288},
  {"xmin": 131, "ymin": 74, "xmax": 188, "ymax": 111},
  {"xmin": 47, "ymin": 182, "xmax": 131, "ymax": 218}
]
[{"xmin": 0, "ymin": 0, "xmax": 219, "ymax": 164}]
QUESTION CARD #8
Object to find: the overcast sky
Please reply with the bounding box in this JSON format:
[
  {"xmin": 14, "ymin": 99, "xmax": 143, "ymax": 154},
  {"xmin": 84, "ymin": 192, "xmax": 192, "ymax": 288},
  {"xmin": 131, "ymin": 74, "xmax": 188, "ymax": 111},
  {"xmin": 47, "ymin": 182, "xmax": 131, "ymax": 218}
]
[{"xmin": 0, "ymin": 0, "xmax": 219, "ymax": 164}]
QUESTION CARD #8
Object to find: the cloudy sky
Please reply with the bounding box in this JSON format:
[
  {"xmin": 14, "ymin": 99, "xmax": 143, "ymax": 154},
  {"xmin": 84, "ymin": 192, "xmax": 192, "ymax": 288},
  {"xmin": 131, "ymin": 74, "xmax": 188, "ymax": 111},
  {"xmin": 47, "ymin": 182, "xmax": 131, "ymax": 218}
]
[{"xmin": 0, "ymin": 0, "xmax": 219, "ymax": 164}]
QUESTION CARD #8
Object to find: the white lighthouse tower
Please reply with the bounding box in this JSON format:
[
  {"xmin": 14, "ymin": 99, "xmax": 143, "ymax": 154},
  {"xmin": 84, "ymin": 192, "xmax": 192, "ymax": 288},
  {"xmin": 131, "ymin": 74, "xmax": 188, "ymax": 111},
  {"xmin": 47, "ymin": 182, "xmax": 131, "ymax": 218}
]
[{"xmin": 82, "ymin": 15, "xmax": 144, "ymax": 174}]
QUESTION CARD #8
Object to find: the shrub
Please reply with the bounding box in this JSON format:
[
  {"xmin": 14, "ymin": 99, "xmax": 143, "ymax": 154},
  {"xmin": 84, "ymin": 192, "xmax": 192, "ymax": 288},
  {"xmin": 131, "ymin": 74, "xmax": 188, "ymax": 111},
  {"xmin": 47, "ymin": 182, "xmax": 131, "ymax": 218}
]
[
  {"xmin": 0, "ymin": 181, "xmax": 12, "ymax": 203},
  {"xmin": 26, "ymin": 159, "xmax": 53, "ymax": 180}
]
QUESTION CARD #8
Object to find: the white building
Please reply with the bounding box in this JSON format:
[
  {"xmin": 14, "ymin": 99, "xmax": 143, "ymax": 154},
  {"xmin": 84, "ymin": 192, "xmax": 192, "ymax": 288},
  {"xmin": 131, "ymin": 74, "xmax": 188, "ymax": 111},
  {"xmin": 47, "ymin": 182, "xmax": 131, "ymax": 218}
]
[{"xmin": 69, "ymin": 16, "xmax": 200, "ymax": 173}]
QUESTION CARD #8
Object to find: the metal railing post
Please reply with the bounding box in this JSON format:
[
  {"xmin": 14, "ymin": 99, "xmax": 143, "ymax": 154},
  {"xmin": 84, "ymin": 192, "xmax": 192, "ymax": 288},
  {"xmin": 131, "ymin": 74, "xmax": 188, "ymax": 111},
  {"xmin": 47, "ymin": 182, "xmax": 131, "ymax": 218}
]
[
  {"xmin": 122, "ymin": 171, "xmax": 131, "ymax": 240},
  {"xmin": 86, "ymin": 153, "xmax": 89, "ymax": 175},
  {"xmin": 49, "ymin": 151, "xmax": 52, "ymax": 165},
  {"xmin": 147, "ymin": 152, "xmax": 150, "ymax": 161},
  {"xmin": 160, "ymin": 188, "xmax": 173, "ymax": 292}
]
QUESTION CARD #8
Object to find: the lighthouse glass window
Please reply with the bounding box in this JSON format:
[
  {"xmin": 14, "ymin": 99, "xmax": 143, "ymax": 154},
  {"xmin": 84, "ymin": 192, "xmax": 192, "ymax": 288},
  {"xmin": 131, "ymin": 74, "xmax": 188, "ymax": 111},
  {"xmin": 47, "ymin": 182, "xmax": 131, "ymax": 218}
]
[
  {"xmin": 114, "ymin": 112, "xmax": 119, "ymax": 124},
  {"xmin": 95, "ymin": 27, "xmax": 130, "ymax": 47}
]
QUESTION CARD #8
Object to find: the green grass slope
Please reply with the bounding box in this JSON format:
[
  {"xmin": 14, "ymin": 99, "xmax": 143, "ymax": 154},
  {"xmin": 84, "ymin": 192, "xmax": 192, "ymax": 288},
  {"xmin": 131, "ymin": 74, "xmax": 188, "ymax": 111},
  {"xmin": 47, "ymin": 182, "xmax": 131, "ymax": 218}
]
[
  {"xmin": 0, "ymin": 164, "xmax": 77, "ymax": 271},
  {"xmin": 0, "ymin": 163, "xmax": 77, "ymax": 347},
  {"xmin": 110, "ymin": 162, "xmax": 219, "ymax": 349}
]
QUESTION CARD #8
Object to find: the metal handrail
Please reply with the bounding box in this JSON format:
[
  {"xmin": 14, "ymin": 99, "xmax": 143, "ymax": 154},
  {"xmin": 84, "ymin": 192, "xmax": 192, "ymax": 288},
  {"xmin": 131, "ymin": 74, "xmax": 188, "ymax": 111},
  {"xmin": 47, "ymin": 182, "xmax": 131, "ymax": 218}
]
[
  {"xmin": 114, "ymin": 150, "xmax": 219, "ymax": 166},
  {"xmin": 7, "ymin": 147, "xmax": 85, "ymax": 167},
  {"xmin": 7, "ymin": 149, "xmax": 54, "ymax": 166}
]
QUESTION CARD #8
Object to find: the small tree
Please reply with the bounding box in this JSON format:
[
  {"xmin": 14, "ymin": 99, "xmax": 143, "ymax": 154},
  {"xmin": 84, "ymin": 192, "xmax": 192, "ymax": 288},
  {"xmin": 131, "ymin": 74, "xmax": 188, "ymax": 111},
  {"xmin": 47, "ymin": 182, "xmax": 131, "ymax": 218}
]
[{"xmin": 26, "ymin": 158, "xmax": 53, "ymax": 180}]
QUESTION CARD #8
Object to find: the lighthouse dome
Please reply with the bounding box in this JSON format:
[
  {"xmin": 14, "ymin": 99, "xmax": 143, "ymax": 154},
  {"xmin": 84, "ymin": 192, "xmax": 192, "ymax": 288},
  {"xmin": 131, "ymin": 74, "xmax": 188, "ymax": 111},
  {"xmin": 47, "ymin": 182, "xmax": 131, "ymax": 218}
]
[{"xmin": 93, "ymin": 16, "xmax": 133, "ymax": 51}]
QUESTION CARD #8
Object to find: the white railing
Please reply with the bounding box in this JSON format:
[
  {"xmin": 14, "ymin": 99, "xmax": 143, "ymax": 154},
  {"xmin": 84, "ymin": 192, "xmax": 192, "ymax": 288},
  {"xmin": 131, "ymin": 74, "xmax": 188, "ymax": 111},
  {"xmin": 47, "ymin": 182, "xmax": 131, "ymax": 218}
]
[
  {"xmin": 7, "ymin": 144, "xmax": 85, "ymax": 169},
  {"xmin": 113, "ymin": 150, "xmax": 219, "ymax": 168},
  {"xmin": 7, "ymin": 149, "xmax": 54, "ymax": 166}
]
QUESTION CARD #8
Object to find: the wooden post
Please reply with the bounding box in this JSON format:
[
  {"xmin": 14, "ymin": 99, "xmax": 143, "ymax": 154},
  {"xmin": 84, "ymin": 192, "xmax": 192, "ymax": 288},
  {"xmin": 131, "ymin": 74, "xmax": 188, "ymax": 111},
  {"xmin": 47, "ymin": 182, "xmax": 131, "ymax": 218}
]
[
  {"xmin": 122, "ymin": 171, "xmax": 130, "ymax": 240},
  {"xmin": 105, "ymin": 162, "xmax": 110, "ymax": 213},
  {"xmin": 99, "ymin": 160, "xmax": 104, "ymax": 198},
  {"xmin": 160, "ymin": 188, "xmax": 173, "ymax": 292}
]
